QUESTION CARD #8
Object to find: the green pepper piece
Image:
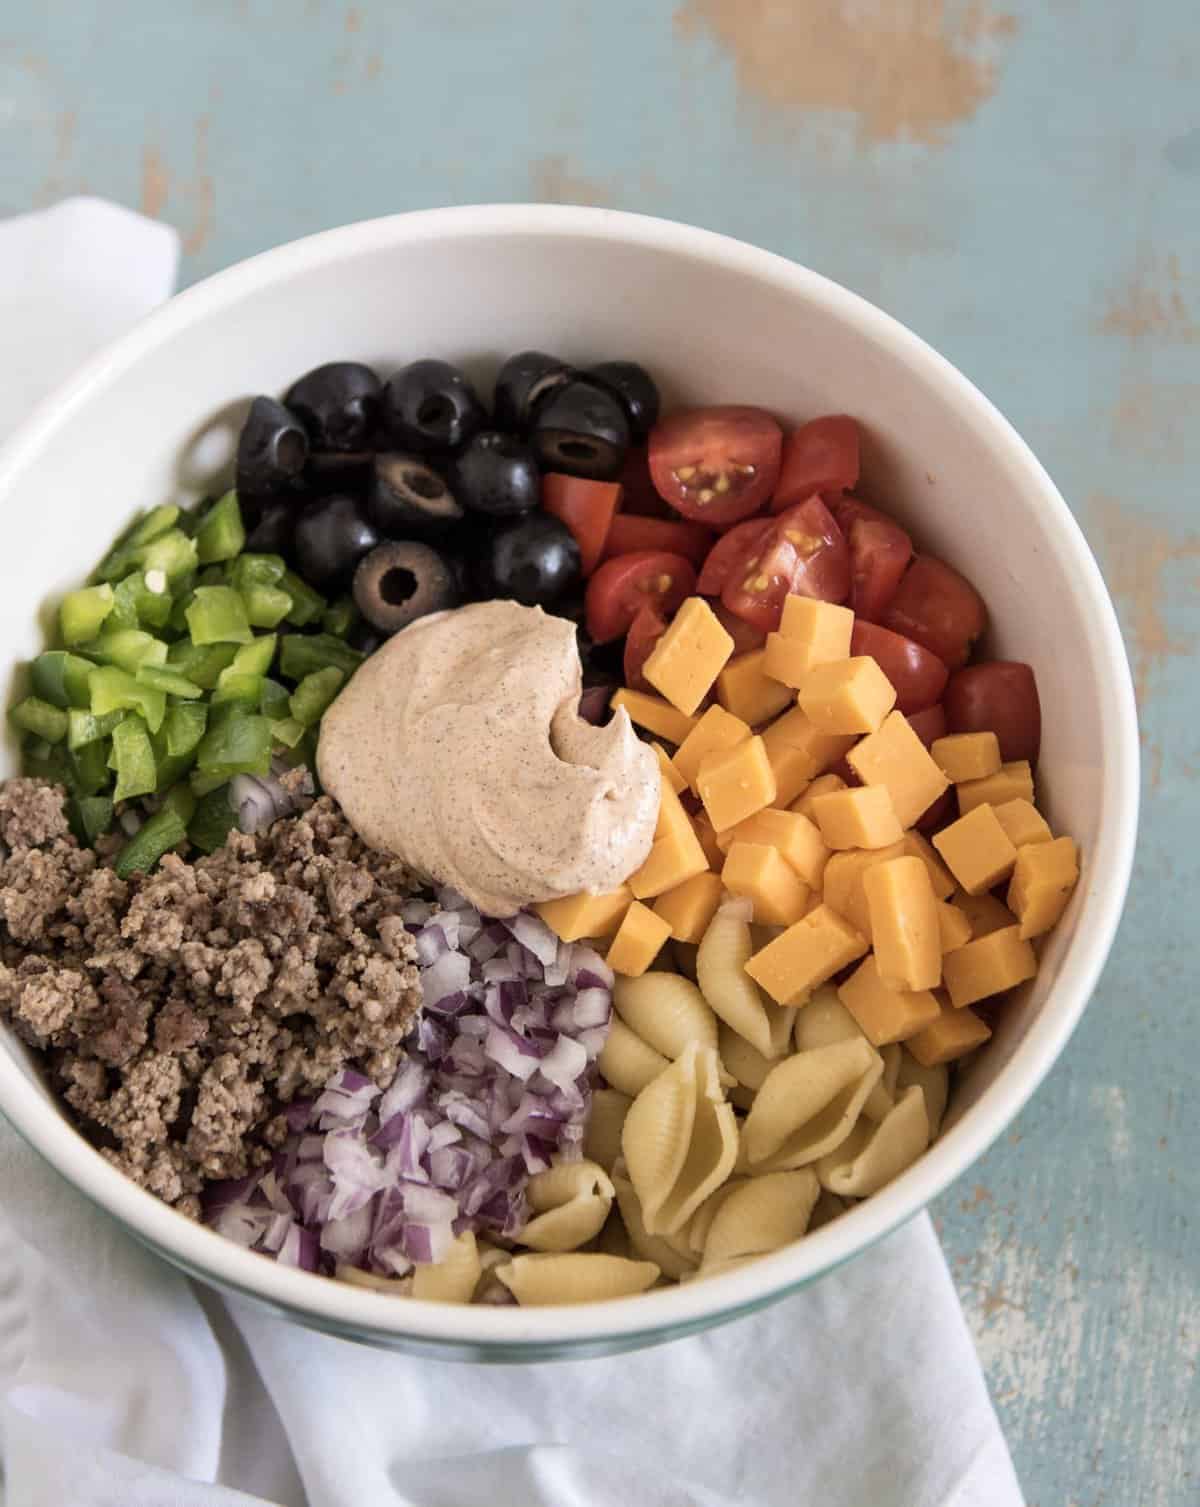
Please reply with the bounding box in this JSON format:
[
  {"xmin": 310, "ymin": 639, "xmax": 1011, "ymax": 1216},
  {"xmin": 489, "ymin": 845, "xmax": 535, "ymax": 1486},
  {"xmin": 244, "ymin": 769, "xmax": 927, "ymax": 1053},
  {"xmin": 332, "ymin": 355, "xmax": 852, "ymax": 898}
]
[
  {"xmin": 321, "ymin": 596, "xmax": 358, "ymax": 638},
  {"xmin": 165, "ymin": 639, "xmax": 238, "ymax": 690},
  {"xmin": 129, "ymin": 504, "xmax": 181, "ymax": 547},
  {"xmin": 270, "ymin": 716, "xmax": 307, "ymax": 749},
  {"xmin": 195, "ymin": 490, "xmax": 246, "ymax": 565},
  {"xmin": 68, "ymin": 794, "xmax": 115, "ymax": 846},
  {"xmin": 289, "ymin": 667, "xmax": 344, "ymax": 727},
  {"xmin": 189, "ymin": 784, "xmax": 238, "ymax": 853},
  {"xmin": 112, "ymin": 570, "xmax": 173, "ymax": 631},
  {"xmin": 10, "ymin": 697, "xmax": 69, "ymax": 743},
  {"xmin": 230, "ymin": 553, "xmax": 287, "ymax": 592},
  {"xmin": 229, "ymin": 634, "xmax": 277, "ymax": 678},
  {"xmin": 110, "ymin": 716, "xmax": 157, "ymax": 802},
  {"xmin": 258, "ymin": 677, "xmax": 291, "ymax": 720},
  {"xmin": 138, "ymin": 528, "xmax": 199, "ymax": 583},
  {"xmin": 60, "ymin": 584, "xmax": 115, "ymax": 646},
  {"xmin": 211, "ymin": 673, "xmax": 262, "ymax": 709},
  {"xmin": 185, "ymin": 586, "xmax": 253, "ymax": 646},
  {"xmin": 190, "ymin": 768, "xmax": 231, "ymax": 797},
  {"xmin": 135, "ymin": 665, "xmax": 203, "ymax": 699},
  {"xmin": 279, "ymin": 633, "xmax": 363, "ymax": 682},
  {"xmin": 67, "ymin": 707, "xmax": 124, "ymax": 749},
  {"xmin": 161, "ymin": 782, "xmax": 197, "ymax": 826},
  {"xmin": 86, "ymin": 629, "xmax": 169, "ymax": 674},
  {"xmin": 30, "ymin": 651, "xmax": 96, "ymax": 709},
  {"xmin": 164, "ymin": 701, "xmax": 208, "ymax": 757},
  {"xmin": 89, "ymin": 667, "xmax": 167, "ymax": 733},
  {"xmin": 112, "ymin": 805, "xmax": 188, "ymax": 879},
  {"xmin": 195, "ymin": 711, "xmax": 273, "ymax": 778},
  {"xmin": 67, "ymin": 739, "xmax": 111, "ymax": 797},
  {"xmin": 242, "ymin": 584, "xmax": 293, "ymax": 629},
  {"xmin": 280, "ymin": 571, "xmax": 326, "ymax": 627}
]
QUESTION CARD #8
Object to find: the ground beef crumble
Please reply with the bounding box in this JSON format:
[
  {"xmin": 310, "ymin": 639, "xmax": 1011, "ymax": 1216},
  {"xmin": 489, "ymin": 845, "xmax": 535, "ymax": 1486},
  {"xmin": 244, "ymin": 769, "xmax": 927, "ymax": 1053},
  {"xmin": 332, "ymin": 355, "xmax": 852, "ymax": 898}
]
[{"xmin": 0, "ymin": 777, "xmax": 423, "ymax": 1216}]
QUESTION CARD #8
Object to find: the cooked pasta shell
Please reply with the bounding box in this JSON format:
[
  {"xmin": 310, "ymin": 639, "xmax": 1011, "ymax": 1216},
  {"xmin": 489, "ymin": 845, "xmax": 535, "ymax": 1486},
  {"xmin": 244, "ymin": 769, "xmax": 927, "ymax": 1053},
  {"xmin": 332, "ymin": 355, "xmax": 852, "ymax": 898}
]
[
  {"xmin": 808, "ymin": 1188, "xmax": 851, "ymax": 1231},
  {"xmin": 336, "ymin": 1263, "xmax": 412, "ymax": 1295},
  {"xmin": 895, "ymin": 1049, "xmax": 950, "ymax": 1136},
  {"xmin": 682, "ymin": 1255, "xmax": 759, "ymax": 1282},
  {"xmin": 495, "ymin": 1253, "xmax": 660, "ymax": 1305},
  {"xmin": 518, "ymin": 1160, "xmax": 615, "ymax": 1253},
  {"xmin": 583, "ymin": 1087, "xmax": 633, "ymax": 1172},
  {"xmin": 597, "ymin": 1016, "xmax": 670, "ymax": 1097},
  {"xmin": 742, "ymin": 1037, "xmax": 883, "ymax": 1171},
  {"xmin": 684, "ymin": 1177, "xmax": 747, "ymax": 1256},
  {"xmin": 472, "ymin": 1240, "xmax": 514, "ymax": 1304},
  {"xmin": 719, "ymin": 1023, "xmax": 772, "ymax": 1092},
  {"xmin": 816, "ymin": 1085, "xmax": 931, "ymax": 1197},
  {"xmin": 614, "ymin": 971, "xmax": 719, "ymax": 1059},
  {"xmin": 411, "ymin": 1231, "xmax": 482, "ymax": 1304},
  {"xmin": 595, "ymin": 1208, "xmax": 634, "ymax": 1259},
  {"xmin": 612, "ymin": 1170, "xmax": 697, "ymax": 1280},
  {"xmin": 697, "ymin": 899, "xmax": 788, "ymax": 1060},
  {"xmin": 792, "ymin": 985, "xmax": 861, "ymax": 1052},
  {"xmin": 621, "ymin": 1041, "xmax": 740, "ymax": 1236},
  {"xmin": 863, "ymin": 1043, "xmax": 902, "ymax": 1123},
  {"xmin": 702, "ymin": 1169, "xmax": 820, "ymax": 1265}
]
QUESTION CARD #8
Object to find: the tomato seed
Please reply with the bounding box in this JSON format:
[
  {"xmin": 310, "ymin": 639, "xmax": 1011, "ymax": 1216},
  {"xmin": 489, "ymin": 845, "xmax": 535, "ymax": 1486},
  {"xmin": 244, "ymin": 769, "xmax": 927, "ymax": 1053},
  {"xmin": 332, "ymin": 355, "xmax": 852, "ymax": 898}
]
[
  {"xmin": 714, "ymin": 473, "xmax": 731, "ymax": 494},
  {"xmin": 675, "ymin": 465, "xmax": 697, "ymax": 482},
  {"xmin": 698, "ymin": 488, "xmax": 715, "ymax": 503}
]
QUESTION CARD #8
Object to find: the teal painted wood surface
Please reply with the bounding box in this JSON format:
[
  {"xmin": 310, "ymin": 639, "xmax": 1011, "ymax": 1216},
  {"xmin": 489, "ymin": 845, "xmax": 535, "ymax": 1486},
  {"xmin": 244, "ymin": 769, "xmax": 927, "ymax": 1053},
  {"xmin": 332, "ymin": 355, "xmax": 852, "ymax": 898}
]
[{"xmin": 1, "ymin": 3, "xmax": 1197, "ymax": 1501}]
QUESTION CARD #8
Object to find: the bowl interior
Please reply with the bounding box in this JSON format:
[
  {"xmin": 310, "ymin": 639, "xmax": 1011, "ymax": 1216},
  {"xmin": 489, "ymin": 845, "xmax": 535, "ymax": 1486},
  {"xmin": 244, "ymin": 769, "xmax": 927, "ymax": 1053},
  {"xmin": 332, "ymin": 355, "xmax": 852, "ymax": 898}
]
[{"xmin": 0, "ymin": 208, "xmax": 1137, "ymax": 1352}]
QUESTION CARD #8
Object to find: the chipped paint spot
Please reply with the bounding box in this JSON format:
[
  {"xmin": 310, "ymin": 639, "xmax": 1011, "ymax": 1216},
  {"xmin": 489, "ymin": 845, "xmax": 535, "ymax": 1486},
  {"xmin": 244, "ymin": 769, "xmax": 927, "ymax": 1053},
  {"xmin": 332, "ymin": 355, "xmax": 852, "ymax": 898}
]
[
  {"xmin": 140, "ymin": 144, "xmax": 169, "ymax": 220},
  {"xmin": 1097, "ymin": 251, "xmax": 1200, "ymax": 341},
  {"xmin": 366, "ymin": 53, "xmax": 382, "ymax": 81},
  {"xmin": 182, "ymin": 115, "xmax": 214, "ymax": 256},
  {"xmin": 346, "ymin": 5, "xmax": 362, "ymax": 31},
  {"xmin": 1089, "ymin": 1083, "xmax": 1131, "ymax": 1164},
  {"xmin": 673, "ymin": 0, "xmax": 1018, "ymax": 148},
  {"xmin": 1110, "ymin": 378, "xmax": 1200, "ymax": 464},
  {"xmin": 529, "ymin": 154, "xmax": 614, "ymax": 207}
]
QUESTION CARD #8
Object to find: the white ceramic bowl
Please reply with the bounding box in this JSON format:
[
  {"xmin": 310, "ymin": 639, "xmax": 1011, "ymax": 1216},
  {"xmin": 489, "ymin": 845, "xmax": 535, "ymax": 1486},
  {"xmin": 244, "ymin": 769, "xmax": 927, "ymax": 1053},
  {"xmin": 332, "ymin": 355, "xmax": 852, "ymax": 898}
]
[{"xmin": 0, "ymin": 206, "xmax": 1138, "ymax": 1359}]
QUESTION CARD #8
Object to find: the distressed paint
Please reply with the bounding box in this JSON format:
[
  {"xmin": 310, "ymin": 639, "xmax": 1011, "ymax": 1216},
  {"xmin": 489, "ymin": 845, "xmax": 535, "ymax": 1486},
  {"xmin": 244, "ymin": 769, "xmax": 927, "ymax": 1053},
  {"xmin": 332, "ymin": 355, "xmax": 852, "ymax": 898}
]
[{"xmin": 0, "ymin": 1, "xmax": 1197, "ymax": 1501}]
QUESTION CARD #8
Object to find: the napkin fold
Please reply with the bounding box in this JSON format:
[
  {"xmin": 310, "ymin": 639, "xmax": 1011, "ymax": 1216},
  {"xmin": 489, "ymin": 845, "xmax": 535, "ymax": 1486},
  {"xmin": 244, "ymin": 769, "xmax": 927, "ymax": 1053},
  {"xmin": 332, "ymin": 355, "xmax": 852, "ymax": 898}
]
[{"xmin": 0, "ymin": 197, "xmax": 1023, "ymax": 1507}]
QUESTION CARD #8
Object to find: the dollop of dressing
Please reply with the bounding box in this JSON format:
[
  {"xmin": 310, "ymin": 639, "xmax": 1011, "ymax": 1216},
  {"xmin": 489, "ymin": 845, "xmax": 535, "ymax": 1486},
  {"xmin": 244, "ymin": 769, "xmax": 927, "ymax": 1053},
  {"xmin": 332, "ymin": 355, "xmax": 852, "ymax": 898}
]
[{"xmin": 317, "ymin": 600, "xmax": 659, "ymax": 916}]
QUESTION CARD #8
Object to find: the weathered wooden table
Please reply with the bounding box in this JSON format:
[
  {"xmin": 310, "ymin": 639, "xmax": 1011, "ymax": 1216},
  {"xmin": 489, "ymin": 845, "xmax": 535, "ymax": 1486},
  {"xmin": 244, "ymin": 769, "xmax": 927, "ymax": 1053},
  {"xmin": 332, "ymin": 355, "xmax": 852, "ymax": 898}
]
[{"xmin": 2, "ymin": 2, "xmax": 1195, "ymax": 1501}]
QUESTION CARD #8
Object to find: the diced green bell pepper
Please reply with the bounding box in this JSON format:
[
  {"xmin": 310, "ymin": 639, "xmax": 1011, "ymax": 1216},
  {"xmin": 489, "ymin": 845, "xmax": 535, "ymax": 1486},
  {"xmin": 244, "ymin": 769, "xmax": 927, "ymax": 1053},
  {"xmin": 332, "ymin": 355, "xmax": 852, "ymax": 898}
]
[
  {"xmin": 195, "ymin": 490, "xmax": 245, "ymax": 564},
  {"xmin": 211, "ymin": 673, "xmax": 262, "ymax": 709},
  {"xmin": 279, "ymin": 633, "xmax": 363, "ymax": 682},
  {"xmin": 242, "ymin": 584, "xmax": 292, "ymax": 629},
  {"xmin": 165, "ymin": 639, "xmax": 238, "ymax": 690},
  {"xmin": 195, "ymin": 711, "xmax": 273, "ymax": 779},
  {"xmin": 161, "ymin": 782, "xmax": 197, "ymax": 826},
  {"xmin": 89, "ymin": 667, "xmax": 166, "ymax": 733},
  {"xmin": 188, "ymin": 784, "xmax": 238, "ymax": 853},
  {"xmin": 185, "ymin": 586, "xmax": 252, "ymax": 646},
  {"xmin": 86, "ymin": 629, "xmax": 168, "ymax": 674},
  {"xmin": 112, "ymin": 805, "xmax": 188, "ymax": 879},
  {"xmin": 230, "ymin": 553, "xmax": 287, "ymax": 592},
  {"xmin": 129, "ymin": 504, "xmax": 180, "ymax": 547},
  {"xmin": 270, "ymin": 716, "xmax": 307, "ymax": 749},
  {"xmin": 67, "ymin": 707, "xmax": 124, "ymax": 749},
  {"xmin": 229, "ymin": 635, "xmax": 277, "ymax": 678},
  {"xmin": 29, "ymin": 651, "xmax": 95, "ymax": 709},
  {"xmin": 280, "ymin": 570, "xmax": 326, "ymax": 627},
  {"xmin": 163, "ymin": 701, "xmax": 208, "ymax": 757},
  {"xmin": 9, "ymin": 697, "xmax": 69, "ymax": 743},
  {"xmin": 110, "ymin": 716, "xmax": 157, "ymax": 802},
  {"xmin": 111, "ymin": 570, "xmax": 173, "ymax": 631},
  {"xmin": 67, "ymin": 739, "xmax": 111, "ymax": 797},
  {"xmin": 60, "ymin": 584, "xmax": 115, "ymax": 646},
  {"xmin": 289, "ymin": 666, "xmax": 344, "ymax": 727},
  {"xmin": 258, "ymin": 677, "xmax": 291, "ymax": 720},
  {"xmin": 321, "ymin": 596, "xmax": 358, "ymax": 638},
  {"xmin": 68, "ymin": 794, "xmax": 115, "ymax": 847},
  {"xmin": 135, "ymin": 665, "xmax": 203, "ymax": 699},
  {"xmin": 137, "ymin": 528, "xmax": 199, "ymax": 583}
]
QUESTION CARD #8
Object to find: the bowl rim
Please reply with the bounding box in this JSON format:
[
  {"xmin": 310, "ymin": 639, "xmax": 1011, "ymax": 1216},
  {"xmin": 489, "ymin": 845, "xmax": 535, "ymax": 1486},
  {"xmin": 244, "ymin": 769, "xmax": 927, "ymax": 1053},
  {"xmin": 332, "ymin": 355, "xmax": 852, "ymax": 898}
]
[{"xmin": 0, "ymin": 203, "xmax": 1140, "ymax": 1348}]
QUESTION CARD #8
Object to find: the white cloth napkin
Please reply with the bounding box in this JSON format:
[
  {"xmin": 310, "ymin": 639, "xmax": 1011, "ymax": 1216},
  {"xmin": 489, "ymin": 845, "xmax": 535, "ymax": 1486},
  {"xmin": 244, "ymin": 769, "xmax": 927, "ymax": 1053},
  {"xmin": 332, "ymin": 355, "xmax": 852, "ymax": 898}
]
[{"xmin": 0, "ymin": 198, "xmax": 1024, "ymax": 1507}]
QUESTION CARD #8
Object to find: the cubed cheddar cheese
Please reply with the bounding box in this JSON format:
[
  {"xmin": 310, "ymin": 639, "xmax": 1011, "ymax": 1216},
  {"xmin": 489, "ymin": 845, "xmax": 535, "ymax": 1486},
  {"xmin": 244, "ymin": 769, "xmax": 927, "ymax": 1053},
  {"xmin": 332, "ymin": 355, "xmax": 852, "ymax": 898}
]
[
  {"xmin": 535, "ymin": 886, "xmax": 632, "ymax": 942},
  {"xmin": 935, "ymin": 899, "xmax": 973, "ymax": 953},
  {"xmin": 607, "ymin": 902, "xmax": 673, "ymax": 977},
  {"xmin": 744, "ymin": 903, "xmax": 868, "ymax": 1005},
  {"xmin": 653, "ymin": 871, "xmax": 724, "ymax": 944},
  {"xmin": 952, "ymin": 891, "xmax": 1017, "ymax": 939},
  {"xmin": 762, "ymin": 705, "xmax": 857, "ymax": 778},
  {"xmin": 718, "ymin": 806, "xmax": 830, "ymax": 888},
  {"xmin": 993, "ymin": 797, "xmax": 1052, "ymax": 849},
  {"xmin": 716, "ymin": 649, "xmax": 795, "ymax": 726},
  {"xmin": 611, "ymin": 688, "xmax": 698, "ymax": 747},
  {"xmin": 957, "ymin": 760, "xmax": 1034, "ymax": 816},
  {"xmin": 902, "ymin": 830, "xmax": 956, "ymax": 900},
  {"xmin": 642, "ymin": 597, "xmax": 735, "ymax": 715},
  {"xmin": 764, "ymin": 741, "xmax": 818, "ymax": 807},
  {"xmin": 823, "ymin": 834, "xmax": 951, "ymax": 941},
  {"xmin": 691, "ymin": 811, "xmax": 726, "ymax": 870},
  {"xmin": 722, "ymin": 842, "xmax": 811, "ymax": 926},
  {"xmin": 846, "ymin": 711, "xmax": 949, "ymax": 828},
  {"xmin": 1007, "ymin": 836, "xmax": 1079, "ymax": 940},
  {"xmin": 655, "ymin": 782, "xmax": 696, "ymax": 845},
  {"xmin": 696, "ymin": 735, "xmax": 776, "ymax": 832},
  {"xmin": 837, "ymin": 956, "xmax": 941, "ymax": 1047},
  {"xmin": 932, "ymin": 804, "xmax": 1019, "ymax": 896},
  {"xmin": 931, "ymin": 731, "xmax": 1001, "ymax": 782},
  {"xmin": 862, "ymin": 856, "xmax": 941, "ymax": 992},
  {"xmin": 652, "ymin": 742, "xmax": 687, "ymax": 796},
  {"xmin": 764, "ymin": 596, "xmax": 854, "ymax": 688},
  {"xmin": 798, "ymin": 656, "xmax": 897, "ymax": 734},
  {"xmin": 629, "ymin": 824, "xmax": 710, "ymax": 900},
  {"xmin": 811, "ymin": 785, "xmax": 904, "ymax": 851},
  {"xmin": 672, "ymin": 705, "xmax": 752, "ymax": 792},
  {"xmin": 942, "ymin": 925, "xmax": 1037, "ymax": 1008},
  {"xmin": 790, "ymin": 771, "xmax": 847, "ymax": 821},
  {"xmin": 907, "ymin": 1002, "xmax": 993, "ymax": 1066}
]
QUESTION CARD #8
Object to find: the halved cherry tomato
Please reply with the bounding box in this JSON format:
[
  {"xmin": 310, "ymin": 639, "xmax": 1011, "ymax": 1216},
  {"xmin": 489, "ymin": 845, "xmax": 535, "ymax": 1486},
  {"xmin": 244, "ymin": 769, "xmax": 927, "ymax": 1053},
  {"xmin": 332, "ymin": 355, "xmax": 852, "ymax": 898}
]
[
  {"xmin": 945, "ymin": 661, "xmax": 1041, "ymax": 764},
  {"xmin": 883, "ymin": 555, "xmax": 988, "ymax": 669},
  {"xmin": 623, "ymin": 605, "xmax": 668, "ymax": 691},
  {"xmin": 696, "ymin": 518, "xmax": 773, "ymax": 596},
  {"xmin": 617, "ymin": 447, "xmax": 674, "ymax": 518},
  {"xmin": 721, "ymin": 496, "xmax": 850, "ymax": 634},
  {"xmin": 831, "ymin": 496, "xmax": 913, "ymax": 622},
  {"xmin": 712, "ymin": 600, "xmax": 766, "ymax": 657},
  {"xmin": 850, "ymin": 621, "xmax": 948, "ymax": 714},
  {"xmin": 772, "ymin": 415, "xmax": 860, "ymax": 511},
  {"xmin": 601, "ymin": 514, "xmax": 716, "ymax": 569},
  {"xmin": 906, "ymin": 703, "xmax": 947, "ymax": 749},
  {"xmin": 648, "ymin": 406, "xmax": 782, "ymax": 526},
  {"xmin": 541, "ymin": 474, "xmax": 622, "ymax": 577},
  {"xmin": 584, "ymin": 550, "xmax": 696, "ymax": 644}
]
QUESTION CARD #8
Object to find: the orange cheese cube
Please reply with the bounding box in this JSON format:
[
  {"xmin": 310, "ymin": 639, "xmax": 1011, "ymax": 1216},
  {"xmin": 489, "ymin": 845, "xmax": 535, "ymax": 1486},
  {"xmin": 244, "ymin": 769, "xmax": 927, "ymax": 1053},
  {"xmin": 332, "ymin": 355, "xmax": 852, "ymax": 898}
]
[
  {"xmin": 957, "ymin": 760, "xmax": 1034, "ymax": 816},
  {"xmin": 628, "ymin": 824, "xmax": 710, "ymax": 901},
  {"xmin": 652, "ymin": 742, "xmax": 687, "ymax": 796},
  {"xmin": 790, "ymin": 772, "xmax": 847, "ymax": 822},
  {"xmin": 655, "ymin": 782, "xmax": 696, "ymax": 845},
  {"xmin": 837, "ymin": 956, "xmax": 941, "ymax": 1046},
  {"xmin": 942, "ymin": 925, "xmax": 1037, "ymax": 1008},
  {"xmin": 606, "ymin": 902, "xmax": 673, "ymax": 977},
  {"xmin": 672, "ymin": 705, "xmax": 752, "ymax": 792},
  {"xmin": 716, "ymin": 648, "xmax": 794, "ymax": 726},
  {"xmin": 901, "ymin": 830, "xmax": 956, "ymax": 901},
  {"xmin": 993, "ymin": 798, "xmax": 1052, "ymax": 849},
  {"xmin": 535, "ymin": 886, "xmax": 632, "ymax": 942},
  {"xmin": 763, "ymin": 741, "xmax": 816, "ymax": 807},
  {"xmin": 908, "ymin": 1002, "xmax": 992, "ymax": 1066},
  {"xmin": 931, "ymin": 732, "xmax": 1001, "ymax": 783},
  {"xmin": 611, "ymin": 688, "xmax": 698, "ymax": 746},
  {"xmin": 697, "ymin": 735, "xmax": 777, "ymax": 832},
  {"xmin": 691, "ymin": 811, "xmax": 725, "ymax": 870},
  {"xmin": 822, "ymin": 843, "xmax": 906, "ymax": 939},
  {"xmin": 862, "ymin": 856, "xmax": 941, "ymax": 992},
  {"xmin": 653, "ymin": 871, "xmax": 724, "ymax": 944},
  {"xmin": 762, "ymin": 704, "xmax": 857, "ymax": 775},
  {"xmin": 1006, "ymin": 836, "xmax": 1079, "ymax": 940},
  {"xmin": 936, "ymin": 900, "xmax": 973, "ymax": 953},
  {"xmin": 719, "ymin": 806, "xmax": 830, "ymax": 888},
  {"xmin": 932, "ymin": 804, "xmax": 1019, "ymax": 896},
  {"xmin": 953, "ymin": 891, "xmax": 1017, "ymax": 938},
  {"xmin": 643, "ymin": 597, "xmax": 735, "ymax": 715},
  {"xmin": 744, "ymin": 903, "xmax": 867, "ymax": 1005},
  {"xmin": 846, "ymin": 711, "xmax": 950, "ymax": 828},
  {"xmin": 811, "ymin": 785, "xmax": 904, "ymax": 851},
  {"xmin": 764, "ymin": 596, "xmax": 854, "ymax": 688},
  {"xmin": 722, "ymin": 842, "xmax": 812, "ymax": 926},
  {"xmin": 798, "ymin": 656, "xmax": 897, "ymax": 734}
]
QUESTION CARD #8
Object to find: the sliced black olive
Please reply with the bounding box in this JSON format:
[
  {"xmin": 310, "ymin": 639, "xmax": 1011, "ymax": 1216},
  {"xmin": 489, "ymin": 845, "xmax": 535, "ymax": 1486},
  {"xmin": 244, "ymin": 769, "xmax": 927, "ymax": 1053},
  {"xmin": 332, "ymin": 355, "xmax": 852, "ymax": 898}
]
[
  {"xmin": 235, "ymin": 396, "xmax": 309, "ymax": 496},
  {"xmin": 530, "ymin": 378, "xmax": 630, "ymax": 481},
  {"xmin": 368, "ymin": 453, "xmax": 464, "ymax": 538},
  {"xmin": 244, "ymin": 498, "xmax": 297, "ymax": 558},
  {"xmin": 384, "ymin": 359, "xmax": 486, "ymax": 455},
  {"xmin": 449, "ymin": 430, "xmax": 539, "ymax": 517},
  {"xmin": 353, "ymin": 541, "xmax": 460, "ymax": 636},
  {"xmin": 587, "ymin": 361, "xmax": 661, "ymax": 445},
  {"xmin": 493, "ymin": 350, "xmax": 572, "ymax": 432},
  {"xmin": 480, "ymin": 515, "xmax": 581, "ymax": 608},
  {"xmin": 293, "ymin": 493, "xmax": 379, "ymax": 591},
  {"xmin": 285, "ymin": 361, "xmax": 382, "ymax": 452}
]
